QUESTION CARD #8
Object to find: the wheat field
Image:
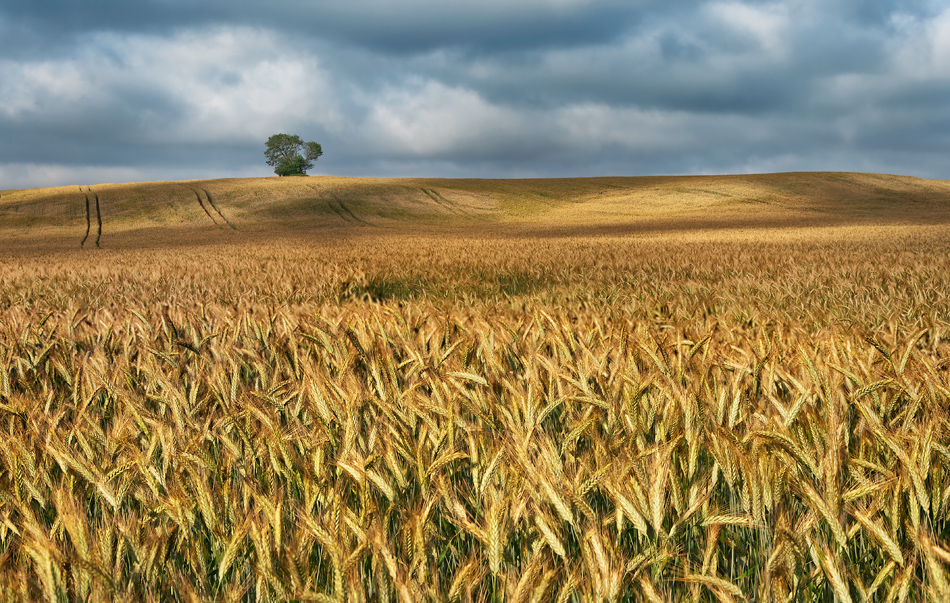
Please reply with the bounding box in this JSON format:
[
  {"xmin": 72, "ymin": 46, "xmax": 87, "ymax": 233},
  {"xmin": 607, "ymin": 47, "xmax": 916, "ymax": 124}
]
[{"xmin": 1, "ymin": 174, "xmax": 949, "ymax": 601}]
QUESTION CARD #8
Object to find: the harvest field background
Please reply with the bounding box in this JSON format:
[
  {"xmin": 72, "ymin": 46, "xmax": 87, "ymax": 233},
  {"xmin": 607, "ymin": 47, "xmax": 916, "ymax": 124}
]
[{"xmin": 1, "ymin": 172, "xmax": 950, "ymax": 601}]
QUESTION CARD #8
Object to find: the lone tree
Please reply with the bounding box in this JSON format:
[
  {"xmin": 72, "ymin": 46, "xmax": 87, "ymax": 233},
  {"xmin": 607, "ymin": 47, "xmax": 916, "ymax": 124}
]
[{"xmin": 264, "ymin": 133, "xmax": 323, "ymax": 176}]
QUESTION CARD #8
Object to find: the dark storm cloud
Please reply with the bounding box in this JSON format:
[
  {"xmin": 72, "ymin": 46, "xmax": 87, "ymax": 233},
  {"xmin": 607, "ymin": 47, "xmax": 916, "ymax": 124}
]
[
  {"xmin": 1, "ymin": 0, "xmax": 949, "ymax": 188},
  {"xmin": 2, "ymin": 0, "xmax": 642, "ymax": 54}
]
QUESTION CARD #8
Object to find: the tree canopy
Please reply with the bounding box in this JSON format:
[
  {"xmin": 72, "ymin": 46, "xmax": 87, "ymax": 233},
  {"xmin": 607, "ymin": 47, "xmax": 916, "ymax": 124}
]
[{"xmin": 264, "ymin": 134, "xmax": 322, "ymax": 176}]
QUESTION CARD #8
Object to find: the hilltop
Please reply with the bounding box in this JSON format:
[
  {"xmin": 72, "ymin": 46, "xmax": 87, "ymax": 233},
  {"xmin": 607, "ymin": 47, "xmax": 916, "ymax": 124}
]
[{"xmin": 1, "ymin": 172, "xmax": 949, "ymax": 249}]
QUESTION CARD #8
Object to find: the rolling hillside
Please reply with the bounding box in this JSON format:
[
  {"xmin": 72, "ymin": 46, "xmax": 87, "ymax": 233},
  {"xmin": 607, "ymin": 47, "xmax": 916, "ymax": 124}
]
[
  {"xmin": 1, "ymin": 172, "xmax": 949, "ymax": 249},
  {"xmin": 3, "ymin": 172, "xmax": 950, "ymax": 600}
]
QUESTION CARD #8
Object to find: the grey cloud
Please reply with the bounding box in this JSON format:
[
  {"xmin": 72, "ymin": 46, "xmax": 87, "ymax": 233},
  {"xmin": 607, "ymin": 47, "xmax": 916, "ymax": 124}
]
[
  {"xmin": 3, "ymin": 1, "xmax": 644, "ymax": 56},
  {"xmin": 1, "ymin": 0, "xmax": 949, "ymax": 188}
]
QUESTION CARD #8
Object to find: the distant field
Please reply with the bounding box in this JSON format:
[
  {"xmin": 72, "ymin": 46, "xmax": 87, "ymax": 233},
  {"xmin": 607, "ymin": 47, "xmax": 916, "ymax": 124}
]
[
  {"xmin": 2, "ymin": 172, "xmax": 950, "ymax": 247},
  {"xmin": 1, "ymin": 173, "xmax": 950, "ymax": 601}
]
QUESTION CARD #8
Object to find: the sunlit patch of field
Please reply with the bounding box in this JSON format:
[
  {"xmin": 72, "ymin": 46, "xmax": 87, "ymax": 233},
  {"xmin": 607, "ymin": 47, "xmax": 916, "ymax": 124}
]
[
  {"xmin": 1, "ymin": 173, "xmax": 949, "ymax": 601},
  {"xmin": 3, "ymin": 172, "xmax": 949, "ymax": 246}
]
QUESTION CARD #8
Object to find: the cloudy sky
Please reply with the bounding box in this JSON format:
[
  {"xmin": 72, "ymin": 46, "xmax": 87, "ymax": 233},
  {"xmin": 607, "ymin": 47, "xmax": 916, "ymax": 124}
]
[{"xmin": 1, "ymin": 0, "xmax": 949, "ymax": 188}]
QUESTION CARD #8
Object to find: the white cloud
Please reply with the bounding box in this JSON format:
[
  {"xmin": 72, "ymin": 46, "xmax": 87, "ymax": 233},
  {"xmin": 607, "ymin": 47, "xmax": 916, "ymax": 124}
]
[
  {"xmin": 0, "ymin": 60, "xmax": 92, "ymax": 118},
  {"xmin": 554, "ymin": 102, "xmax": 780, "ymax": 154},
  {"xmin": 362, "ymin": 80, "xmax": 527, "ymax": 156},
  {"xmin": 890, "ymin": 7, "xmax": 950, "ymax": 79},
  {"xmin": 1, "ymin": 27, "xmax": 343, "ymax": 143},
  {"xmin": 555, "ymin": 104, "xmax": 695, "ymax": 150},
  {"xmin": 704, "ymin": 1, "xmax": 791, "ymax": 59},
  {"xmin": 106, "ymin": 28, "xmax": 343, "ymax": 142},
  {"xmin": 0, "ymin": 163, "xmax": 149, "ymax": 189},
  {"xmin": 0, "ymin": 162, "xmax": 268, "ymax": 190}
]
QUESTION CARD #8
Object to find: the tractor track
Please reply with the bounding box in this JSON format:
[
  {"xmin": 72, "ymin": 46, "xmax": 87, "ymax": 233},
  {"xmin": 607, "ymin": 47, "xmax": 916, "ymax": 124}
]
[
  {"xmin": 420, "ymin": 188, "xmax": 466, "ymax": 214},
  {"xmin": 189, "ymin": 187, "xmax": 224, "ymax": 229},
  {"xmin": 93, "ymin": 189, "xmax": 102, "ymax": 247},
  {"xmin": 310, "ymin": 184, "xmax": 371, "ymax": 225},
  {"xmin": 79, "ymin": 186, "xmax": 102, "ymax": 247},
  {"xmin": 80, "ymin": 186, "xmax": 91, "ymax": 246},
  {"xmin": 322, "ymin": 196, "xmax": 349, "ymax": 222},
  {"xmin": 202, "ymin": 189, "xmax": 238, "ymax": 230}
]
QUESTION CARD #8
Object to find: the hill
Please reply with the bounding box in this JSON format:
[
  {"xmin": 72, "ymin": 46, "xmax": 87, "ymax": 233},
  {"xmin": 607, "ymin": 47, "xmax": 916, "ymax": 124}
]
[{"xmin": 1, "ymin": 172, "xmax": 949, "ymax": 248}]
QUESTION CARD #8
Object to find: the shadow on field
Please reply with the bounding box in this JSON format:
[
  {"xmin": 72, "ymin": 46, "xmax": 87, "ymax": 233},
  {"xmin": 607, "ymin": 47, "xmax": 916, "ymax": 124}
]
[
  {"xmin": 508, "ymin": 210, "xmax": 950, "ymax": 239},
  {"xmin": 351, "ymin": 272, "xmax": 544, "ymax": 302}
]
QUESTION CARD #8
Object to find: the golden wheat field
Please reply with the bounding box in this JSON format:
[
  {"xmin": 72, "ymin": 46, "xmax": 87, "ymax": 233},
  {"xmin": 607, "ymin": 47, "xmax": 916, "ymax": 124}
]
[{"xmin": 1, "ymin": 173, "xmax": 950, "ymax": 602}]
